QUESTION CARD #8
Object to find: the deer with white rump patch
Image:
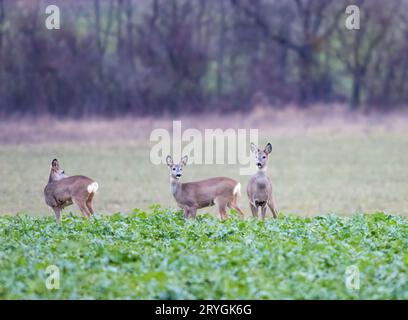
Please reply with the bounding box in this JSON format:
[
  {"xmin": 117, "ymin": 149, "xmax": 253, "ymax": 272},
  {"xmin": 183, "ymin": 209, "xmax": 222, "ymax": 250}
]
[
  {"xmin": 44, "ymin": 159, "xmax": 99, "ymax": 223},
  {"xmin": 247, "ymin": 143, "xmax": 278, "ymax": 219},
  {"xmin": 166, "ymin": 155, "xmax": 244, "ymax": 220}
]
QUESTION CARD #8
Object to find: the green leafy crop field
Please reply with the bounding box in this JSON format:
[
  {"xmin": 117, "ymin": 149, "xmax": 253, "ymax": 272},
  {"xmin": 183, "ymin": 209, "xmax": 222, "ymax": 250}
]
[{"xmin": 1, "ymin": 208, "xmax": 407, "ymax": 299}]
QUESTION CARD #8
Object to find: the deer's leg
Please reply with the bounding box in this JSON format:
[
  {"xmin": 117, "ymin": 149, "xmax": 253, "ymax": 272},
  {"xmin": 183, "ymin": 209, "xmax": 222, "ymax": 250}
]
[
  {"xmin": 183, "ymin": 207, "xmax": 190, "ymax": 219},
  {"xmin": 86, "ymin": 193, "xmax": 95, "ymax": 215},
  {"xmin": 268, "ymin": 200, "xmax": 278, "ymax": 219},
  {"xmin": 261, "ymin": 205, "xmax": 267, "ymax": 220},
  {"xmin": 190, "ymin": 207, "xmax": 197, "ymax": 219},
  {"xmin": 249, "ymin": 203, "xmax": 258, "ymax": 218},
  {"xmin": 78, "ymin": 202, "xmax": 91, "ymax": 219},
  {"xmin": 219, "ymin": 205, "xmax": 228, "ymax": 220},
  {"xmin": 73, "ymin": 197, "xmax": 91, "ymax": 219},
  {"xmin": 52, "ymin": 207, "xmax": 61, "ymax": 223},
  {"xmin": 227, "ymin": 197, "xmax": 245, "ymax": 218},
  {"xmin": 214, "ymin": 197, "xmax": 228, "ymax": 220},
  {"xmin": 219, "ymin": 201, "xmax": 229, "ymax": 220}
]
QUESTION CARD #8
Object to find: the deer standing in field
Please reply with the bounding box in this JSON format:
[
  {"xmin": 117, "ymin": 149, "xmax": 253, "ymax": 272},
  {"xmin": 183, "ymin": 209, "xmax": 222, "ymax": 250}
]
[
  {"xmin": 166, "ymin": 155, "xmax": 245, "ymax": 220},
  {"xmin": 247, "ymin": 143, "xmax": 278, "ymax": 220},
  {"xmin": 44, "ymin": 159, "xmax": 99, "ymax": 223}
]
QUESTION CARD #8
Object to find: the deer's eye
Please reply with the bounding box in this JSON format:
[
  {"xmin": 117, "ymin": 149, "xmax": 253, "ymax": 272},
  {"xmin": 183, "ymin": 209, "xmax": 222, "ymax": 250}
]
[
  {"xmin": 262, "ymin": 156, "xmax": 266, "ymax": 159},
  {"xmin": 172, "ymin": 168, "xmax": 176, "ymax": 170}
]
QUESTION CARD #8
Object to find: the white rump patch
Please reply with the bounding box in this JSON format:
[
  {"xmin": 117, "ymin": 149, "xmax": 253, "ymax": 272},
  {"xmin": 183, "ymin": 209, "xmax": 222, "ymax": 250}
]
[
  {"xmin": 87, "ymin": 182, "xmax": 99, "ymax": 193},
  {"xmin": 233, "ymin": 182, "xmax": 241, "ymax": 197}
]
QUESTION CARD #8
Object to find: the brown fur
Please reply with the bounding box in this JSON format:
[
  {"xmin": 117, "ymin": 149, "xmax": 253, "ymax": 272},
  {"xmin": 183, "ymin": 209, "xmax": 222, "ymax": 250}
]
[
  {"xmin": 166, "ymin": 155, "xmax": 244, "ymax": 220},
  {"xmin": 247, "ymin": 143, "xmax": 278, "ymax": 219},
  {"xmin": 44, "ymin": 159, "xmax": 97, "ymax": 223}
]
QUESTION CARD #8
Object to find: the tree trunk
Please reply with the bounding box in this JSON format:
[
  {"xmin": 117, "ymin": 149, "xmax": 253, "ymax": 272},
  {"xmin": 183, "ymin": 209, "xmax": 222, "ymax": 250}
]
[
  {"xmin": 0, "ymin": 0, "xmax": 4, "ymax": 51},
  {"xmin": 351, "ymin": 73, "xmax": 362, "ymax": 110},
  {"xmin": 217, "ymin": 1, "xmax": 226, "ymax": 98},
  {"xmin": 298, "ymin": 50, "xmax": 313, "ymax": 107}
]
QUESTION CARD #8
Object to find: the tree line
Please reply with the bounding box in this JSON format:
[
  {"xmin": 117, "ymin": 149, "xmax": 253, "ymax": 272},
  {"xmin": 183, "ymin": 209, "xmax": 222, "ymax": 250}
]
[{"xmin": 0, "ymin": 0, "xmax": 407, "ymax": 118}]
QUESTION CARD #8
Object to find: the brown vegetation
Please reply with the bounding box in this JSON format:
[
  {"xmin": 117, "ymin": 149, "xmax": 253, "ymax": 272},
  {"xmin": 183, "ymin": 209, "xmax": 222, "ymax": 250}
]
[
  {"xmin": 0, "ymin": 0, "xmax": 408, "ymax": 118},
  {"xmin": 1, "ymin": 106, "xmax": 407, "ymax": 144}
]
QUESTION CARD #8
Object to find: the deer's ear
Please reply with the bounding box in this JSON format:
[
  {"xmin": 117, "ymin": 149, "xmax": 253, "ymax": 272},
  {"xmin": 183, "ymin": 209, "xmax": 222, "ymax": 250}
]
[
  {"xmin": 264, "ymin": 143, "xmax": 272, "ymax": 154},
  {"xmin": 166, "ymin": 155, "xmax": 173, "ymax": 167},
  {"xmin": 250, "ymin": 143, "xmax": 258, "ymax": 153},
  {"xmin": 51, "ymin": 159, "xmax": 59, "ymax": 168},
  {"xmin": 181, "ymin": 155, "xmax": 188, "ymax": 166}
]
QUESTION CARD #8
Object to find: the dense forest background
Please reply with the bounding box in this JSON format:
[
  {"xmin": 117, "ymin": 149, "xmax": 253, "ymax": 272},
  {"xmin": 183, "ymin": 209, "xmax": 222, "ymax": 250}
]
[{"xmin": 0, "ymin": 0, "xmax": 407, "ymax": 117}]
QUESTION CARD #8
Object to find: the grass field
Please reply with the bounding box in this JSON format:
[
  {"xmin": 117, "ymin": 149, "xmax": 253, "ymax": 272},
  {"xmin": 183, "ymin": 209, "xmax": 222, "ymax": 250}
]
[
  {"xmin": 1, "ymin": 209, "xmax": 407, "ymax": 299},
  {"xmin": 0, "ymin": 111, "xmax": 407, "ymax": 299},
  {"xmin": 0, "ymin": 111, "xmax": 407, "ymax": 217}
]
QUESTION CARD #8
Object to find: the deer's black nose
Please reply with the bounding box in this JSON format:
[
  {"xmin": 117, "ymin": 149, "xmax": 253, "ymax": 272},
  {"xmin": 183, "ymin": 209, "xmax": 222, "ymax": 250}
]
[
  {"xmin": 61, "ymin": 171, "xmax": 65, "ymax": 174},
  {"xmin": 176, "ymin": 174, "xmax": 181, "ymax": 177}
]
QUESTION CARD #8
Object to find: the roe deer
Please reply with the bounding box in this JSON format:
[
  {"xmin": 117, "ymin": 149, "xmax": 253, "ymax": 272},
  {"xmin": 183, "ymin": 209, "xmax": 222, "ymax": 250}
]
[
  {"xmin": 247, "ymin": 143, "xmax": 278, "ymax": 219},
  {"xmin": 166, "ymin": 155, "xmax": 244, "ymax": 220},
  {"xmin": 44, "ymin": 159, "xmax": 99, "ymax": 223}
]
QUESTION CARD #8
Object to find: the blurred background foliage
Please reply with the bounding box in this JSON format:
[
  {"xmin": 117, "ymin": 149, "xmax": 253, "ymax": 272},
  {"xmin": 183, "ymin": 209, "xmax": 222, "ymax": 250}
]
[{"xmin": 0, "ymin": 0, "xmax": 407, "ymax": 117}]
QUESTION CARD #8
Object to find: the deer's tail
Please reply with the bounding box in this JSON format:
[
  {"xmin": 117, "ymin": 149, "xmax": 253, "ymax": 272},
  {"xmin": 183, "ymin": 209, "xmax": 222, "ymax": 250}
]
[
  {"xmin": 233, "ymin": 182, "xmax": 241, "ymax": 198},
  {"xmin": 87, "ymin": 182, "xmax": 99, "ymax": 194}
]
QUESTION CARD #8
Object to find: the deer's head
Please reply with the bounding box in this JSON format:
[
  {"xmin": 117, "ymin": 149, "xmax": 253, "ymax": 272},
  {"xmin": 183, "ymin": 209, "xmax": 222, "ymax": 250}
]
[
  {"xmin": 49, "ymin": 159, "xmax": 67, "ymax": 182},
  {"xmin": 250, "ymin": 142, "xmax": 272, "ymax": 170},
  {"xmin": 166, "ymin": 155, "xmax": 188, "ymax": 180}
]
